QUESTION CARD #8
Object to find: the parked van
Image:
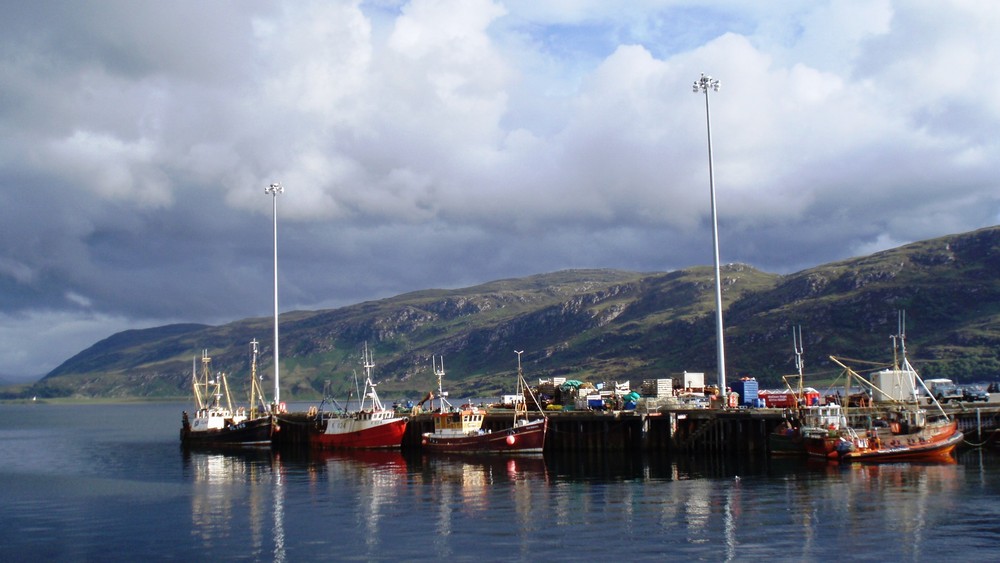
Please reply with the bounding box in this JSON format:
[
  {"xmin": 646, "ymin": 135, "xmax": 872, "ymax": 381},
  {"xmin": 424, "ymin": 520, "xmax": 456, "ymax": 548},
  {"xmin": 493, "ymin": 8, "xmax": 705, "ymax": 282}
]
[{"xmin": 925, "ymin": 378, "xmax": 963, "ymax": 403}]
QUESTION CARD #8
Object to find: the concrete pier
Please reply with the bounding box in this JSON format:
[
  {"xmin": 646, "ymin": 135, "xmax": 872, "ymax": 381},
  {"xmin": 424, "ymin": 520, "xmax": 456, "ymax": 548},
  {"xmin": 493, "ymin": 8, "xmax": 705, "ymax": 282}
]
[
  {"xmin": 401, "ymin": 408, "xmax": 787, "ymax": 454},
  {"xmin": 276, "ymin": 404, "xmax": 1000, "ymax": 454}
]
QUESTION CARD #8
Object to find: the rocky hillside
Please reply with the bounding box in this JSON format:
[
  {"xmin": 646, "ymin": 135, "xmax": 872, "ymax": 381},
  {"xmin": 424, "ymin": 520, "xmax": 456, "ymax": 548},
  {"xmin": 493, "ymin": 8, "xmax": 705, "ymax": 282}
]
[{"xmin": 14, "ymin": 226, "xmax": 1000, "ymax": 400}]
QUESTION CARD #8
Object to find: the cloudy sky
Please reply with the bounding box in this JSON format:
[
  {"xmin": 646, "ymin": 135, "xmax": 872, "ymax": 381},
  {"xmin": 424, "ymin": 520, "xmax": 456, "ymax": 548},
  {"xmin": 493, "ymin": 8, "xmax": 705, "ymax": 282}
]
[{"xmin": 2, "ymin": 0, "xmax": 999, "ymax": 382}]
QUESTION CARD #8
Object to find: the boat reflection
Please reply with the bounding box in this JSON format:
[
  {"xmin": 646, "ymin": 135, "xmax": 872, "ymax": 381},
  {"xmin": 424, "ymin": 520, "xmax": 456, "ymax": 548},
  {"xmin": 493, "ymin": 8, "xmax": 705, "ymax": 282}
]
[
  {"xmin": 181, "ymin": 446, "xmax": 970, "ymax": 559},
  {"xmin": 766, "ymin": 454, "xmax": 963, "ymax": 560},
  {"xmin": 408, "ymin": 453, "xmax": 548, "ymax": 555},
  {"xmin": 184, "ymin": 447, "xmax": 420, "ymax": 558},
  {"xmin": 182, "ymin": 447, "xmax": 286, "ymax": 561}
]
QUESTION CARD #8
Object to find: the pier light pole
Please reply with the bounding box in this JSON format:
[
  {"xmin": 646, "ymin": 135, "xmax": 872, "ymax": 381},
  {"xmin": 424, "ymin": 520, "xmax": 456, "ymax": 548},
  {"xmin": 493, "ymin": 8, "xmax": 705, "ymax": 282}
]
[
  {"xmin": 265, "ymin": 182, "xmax": 284, "ymax": 406},
  {"xmin": 693, "ymin": 72, "xmax": 727, "ymax": 400}
]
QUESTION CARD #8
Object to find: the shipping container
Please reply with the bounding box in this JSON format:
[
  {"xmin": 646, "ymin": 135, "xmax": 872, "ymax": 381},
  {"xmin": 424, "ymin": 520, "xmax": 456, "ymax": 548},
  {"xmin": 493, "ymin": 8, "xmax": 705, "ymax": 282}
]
[
  {"xmin": 759, "ymin": 389, "xmax": 820, "ymax": 407},
  {"xmin": 731, "ymin": 378, "xmax": 759, "ymax": 406}
]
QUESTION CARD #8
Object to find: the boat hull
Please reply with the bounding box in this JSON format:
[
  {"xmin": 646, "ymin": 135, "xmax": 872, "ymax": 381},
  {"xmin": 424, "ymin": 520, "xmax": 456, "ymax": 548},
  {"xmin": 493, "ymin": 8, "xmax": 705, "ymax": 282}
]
[
  {"xmin": 181, "ymin": 415, "xmax": 275, "ymax": 447},
  {"xmin": 422, "ymin": 419, "xmax": 547, "ymax": 454},
  {"xmin": 768, "ymin": 427, "xmax": 806, "ymax": 457},
  {"xmin": 805, "ymin": 419, "xmax": 961, "ymax": 463},
  {"xmin": 311, "ymin": 417, "xmax": 407, "ymax": 449},
  {"xmin": 841, "ymin": 429, "xmax": 963, "ymax": 462}
]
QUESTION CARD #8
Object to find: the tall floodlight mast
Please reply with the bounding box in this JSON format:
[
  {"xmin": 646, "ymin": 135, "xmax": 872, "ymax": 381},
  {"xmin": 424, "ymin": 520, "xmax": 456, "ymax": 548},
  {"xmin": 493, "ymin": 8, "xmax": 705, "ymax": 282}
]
[
  {"xmin": 265, "ymin": 182, "xmax": 284, "ymax": 406},
  {"xmin": 692, "ymin": 72, "xmax": 727, "ymax": 400}
]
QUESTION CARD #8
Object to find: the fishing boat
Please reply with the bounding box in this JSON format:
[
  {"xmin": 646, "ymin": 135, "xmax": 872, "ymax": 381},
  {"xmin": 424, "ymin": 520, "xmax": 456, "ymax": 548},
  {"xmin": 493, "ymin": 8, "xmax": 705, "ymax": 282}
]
[
  {"xmin": 181, "ymin": 340, "xmax": 275, "ymax": 446},
  {"xmin": 802, "ymin": 405, "xmax": 962, "ymax": 462},
  {"xmin": 799, "ymin": 357, "xmax": 963, "ymax": 462},
  {"xmin": 801, "ymin": 315, "xmax": 962, "ymax": 462},
  {"xmin": 767, "ymin": 327, "xmax": 840, "ymax": 456},
  {"xmin": 310, "ymin": 344, "xmax": 408, "ymax": 449},
  {"xmin": 422, "ymin": 351, "xmax": 547, "ymax": 454},
  {"xmin": 768, "ymin": 326, "xmax": 811, "ymax": 456}
]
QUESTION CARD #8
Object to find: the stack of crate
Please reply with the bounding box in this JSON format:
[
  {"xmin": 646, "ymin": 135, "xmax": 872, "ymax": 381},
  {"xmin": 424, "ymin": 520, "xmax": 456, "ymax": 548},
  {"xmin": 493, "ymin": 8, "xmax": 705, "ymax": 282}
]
[{"xmin": 641, "ymin": 378, "xmax": 673, "ymax": 397}]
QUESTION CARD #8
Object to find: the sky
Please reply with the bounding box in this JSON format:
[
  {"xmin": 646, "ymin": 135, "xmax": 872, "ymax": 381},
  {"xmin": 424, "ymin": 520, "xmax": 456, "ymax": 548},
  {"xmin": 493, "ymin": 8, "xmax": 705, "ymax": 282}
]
[{"xmin": 2, "ymin": 0, "xmax": 1000, "ymax": 383}]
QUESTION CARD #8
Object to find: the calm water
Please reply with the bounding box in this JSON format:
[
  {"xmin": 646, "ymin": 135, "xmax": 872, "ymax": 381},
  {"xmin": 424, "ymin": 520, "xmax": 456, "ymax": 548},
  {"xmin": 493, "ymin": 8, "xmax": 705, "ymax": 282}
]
[{"xmin": 2, "ymin": 402, "xmax": 999, "ymax": 561}]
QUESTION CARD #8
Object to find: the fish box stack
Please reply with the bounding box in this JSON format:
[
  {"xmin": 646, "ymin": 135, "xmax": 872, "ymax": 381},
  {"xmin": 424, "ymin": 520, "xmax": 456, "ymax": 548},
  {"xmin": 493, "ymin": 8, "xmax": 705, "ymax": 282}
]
[{"xmin": 641, "ymin": 379, "xmax": 673, "ymax": 397}]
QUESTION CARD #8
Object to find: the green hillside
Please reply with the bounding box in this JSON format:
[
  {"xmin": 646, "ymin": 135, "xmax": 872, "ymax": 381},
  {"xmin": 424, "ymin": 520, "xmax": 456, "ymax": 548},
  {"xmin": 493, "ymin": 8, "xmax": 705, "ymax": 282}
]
[{"xmin": 11, "ymin": 226, "xmax": 1000, "ymax": 401}]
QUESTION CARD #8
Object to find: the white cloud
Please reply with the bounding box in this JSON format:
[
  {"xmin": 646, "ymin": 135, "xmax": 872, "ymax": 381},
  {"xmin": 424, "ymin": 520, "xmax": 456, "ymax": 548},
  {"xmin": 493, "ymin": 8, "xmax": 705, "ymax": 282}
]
[
  {"xmin": 46, "ymin": 130, "xmax": 173, "ymax": 207},
  {"xmin": 1, "ymin": 0, "xmax": 1000, "ymax": 381}
]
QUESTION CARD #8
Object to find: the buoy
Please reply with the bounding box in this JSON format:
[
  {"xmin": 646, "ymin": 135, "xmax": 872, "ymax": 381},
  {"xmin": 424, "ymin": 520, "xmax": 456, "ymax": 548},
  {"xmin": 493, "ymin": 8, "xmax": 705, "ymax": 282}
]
[{"xmin": 506, "ymin": 435, "xmax": 516, "ymax": 445}]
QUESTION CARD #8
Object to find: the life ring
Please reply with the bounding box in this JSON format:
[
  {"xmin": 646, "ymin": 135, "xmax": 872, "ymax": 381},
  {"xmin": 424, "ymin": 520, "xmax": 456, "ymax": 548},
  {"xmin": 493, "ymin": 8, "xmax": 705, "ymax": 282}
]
[
  {"xmin": 279, "ymin": 402, "xmax": 287, "ymax": 414},
  {"xmin": 307, "ymin": 406, "xmax": 318, "ymax": 417}
]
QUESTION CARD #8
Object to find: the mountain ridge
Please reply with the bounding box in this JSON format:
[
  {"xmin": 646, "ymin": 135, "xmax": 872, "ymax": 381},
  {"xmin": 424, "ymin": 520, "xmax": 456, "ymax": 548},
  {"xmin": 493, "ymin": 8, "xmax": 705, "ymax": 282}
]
[{"xmin": 11, "ymin": 226, "xmax": 1000, "ymax": 400}]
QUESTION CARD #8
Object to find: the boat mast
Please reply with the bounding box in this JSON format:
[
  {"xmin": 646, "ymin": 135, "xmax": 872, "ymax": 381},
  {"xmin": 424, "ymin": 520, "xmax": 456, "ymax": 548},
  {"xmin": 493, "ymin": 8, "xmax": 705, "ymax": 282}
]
[
  {"xmin": 515, "ymin": 350, "xmax": 526, "ymax": 423},
  {"xmin": 265, "ymin": 182, "xmax": 283, "ymax": 407},
  {"xmin": 221, "ymin": 366, "xmax": 236, "ymax": 413},
  {"xmin": 897, "ymin": 310, "xmax": 907, "ymax": 370},
  {"xmin": 361, "ymin": 342, "xmax": 382, "ymax": 411},
  {"xmin": 202, "ymin": 350, "xmax": 218, "ymax": 408},
  {"xmin": 249, "ymin": 339, "xmax": 262, "ymax": 418},
  {"xmin": 433, "ymin": 355, "xmax": 447, "ymax": 412},
  {"xmin": 895, "ymin": 310, "xmax": 949, "ymax": 419},
  {"xmin": 792, "ymin": 326, "xmax": 804, "ymax": 402},
  {"xmin": 192, "ymin": 355, "xmax": 205, "ymax": 410}
]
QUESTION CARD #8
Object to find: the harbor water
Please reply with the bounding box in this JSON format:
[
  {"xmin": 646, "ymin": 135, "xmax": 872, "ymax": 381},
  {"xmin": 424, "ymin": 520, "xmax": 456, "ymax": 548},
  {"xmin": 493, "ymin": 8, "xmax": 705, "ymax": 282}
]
[{"xmin": 2, "ymin": 402, "xmax": 999, "ymax": 561}]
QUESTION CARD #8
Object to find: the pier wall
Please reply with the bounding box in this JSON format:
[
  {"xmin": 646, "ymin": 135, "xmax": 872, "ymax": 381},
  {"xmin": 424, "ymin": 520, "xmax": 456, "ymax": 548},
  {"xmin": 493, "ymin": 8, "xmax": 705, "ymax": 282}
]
[
  {"xmin": 401, "ymin": 408, "xmax": 787, "ymax": 454},
  {"xmin": 281, "ymin": 404, "xmax": 1000, "ymax": 453}
]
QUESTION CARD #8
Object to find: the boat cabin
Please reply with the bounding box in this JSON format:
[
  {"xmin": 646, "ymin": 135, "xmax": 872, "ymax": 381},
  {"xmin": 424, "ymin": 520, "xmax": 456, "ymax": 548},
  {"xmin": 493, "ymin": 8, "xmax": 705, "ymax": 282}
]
[
  {"xmin": 432, "ymin": 409, "xmax": 485, "ymax": 437},
  {"xmin": 191, "ymin": 406, "xmax": 247, "ymax": 431},
  {"xmin": 801, "ymin": 404, "xmax": 845, "ymax": 433}
]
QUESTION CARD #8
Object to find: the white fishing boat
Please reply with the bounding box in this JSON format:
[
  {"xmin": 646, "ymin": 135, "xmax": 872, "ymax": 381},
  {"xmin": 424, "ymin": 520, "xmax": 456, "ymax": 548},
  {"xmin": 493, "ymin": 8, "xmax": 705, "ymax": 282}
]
[{"xmin": 181, "ymin": 341, "xmax": 275, "ymax": 446}]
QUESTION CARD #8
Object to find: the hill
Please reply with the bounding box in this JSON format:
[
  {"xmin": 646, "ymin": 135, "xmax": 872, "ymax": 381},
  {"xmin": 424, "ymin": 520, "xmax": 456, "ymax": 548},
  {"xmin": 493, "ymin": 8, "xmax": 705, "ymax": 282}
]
[{"xmin": 12, "ymin": 226, "xmax": 1000, "ymax": 400}]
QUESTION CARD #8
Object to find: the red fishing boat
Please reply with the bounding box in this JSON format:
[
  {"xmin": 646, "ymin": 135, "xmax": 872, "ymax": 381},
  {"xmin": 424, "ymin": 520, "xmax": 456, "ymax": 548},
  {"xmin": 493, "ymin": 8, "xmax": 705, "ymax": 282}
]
[
  {"xmin": 422, "ymin": 351, "xmax": 547, "ymax": 454},
  {"xmin": 422, "ymin": 408, "xmax": 548, "ymax": 454},
  {"xmin": 802, "ymin": 316, "xmax": 962, "ymax": 463},
  {"xmin": 802, "ymin": 405, "xmax": 962, "ymax": 462},
  {"xmin": 310, "ymin": 344, "xmax": 407, "ymax": 449}
]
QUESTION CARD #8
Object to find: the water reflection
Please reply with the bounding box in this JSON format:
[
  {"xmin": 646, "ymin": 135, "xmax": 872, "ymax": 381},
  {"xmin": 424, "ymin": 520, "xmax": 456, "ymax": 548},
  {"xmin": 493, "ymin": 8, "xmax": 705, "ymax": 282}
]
[
  {"xmin": 762, "ymin": 456, "xmax": 963, "ymax": 561},
  {"xmin": 179, "ymin": 446, "xmax": 977, "ymax": 559},
  {"xmin": 406, "ymin": 454, "xmax": 548, "ymax": 560},
  {"xmin": 183, "ymin": 448, "xmax": 280, "ymax": 559},
  {"xmin": 314, "ymin": 449, "xmax": 409, "ymax": 553}
]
